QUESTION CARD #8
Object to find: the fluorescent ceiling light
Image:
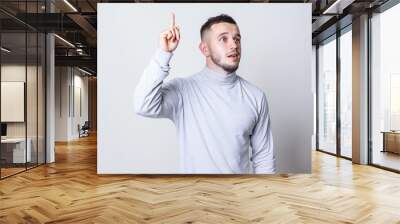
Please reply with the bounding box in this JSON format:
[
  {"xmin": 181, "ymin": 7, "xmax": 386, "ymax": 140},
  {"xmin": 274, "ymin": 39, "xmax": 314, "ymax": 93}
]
[
  {"xmin": 1, "ymin": 47, "xmax": 11, "ymax": 53},
  {"xmin": 322, "ymin": 0, "xmax": 354, "ymax": 14},
  {"xmin": 323, "ymin": 0, "xmax": 342, "ymax": 14},
  {"xmin": 63, "ymin": 0, "xmax": 78, "ymax": 12},
  {"xmin": 78, "ymin": 67, "xmax": 93, "ymax": 76},
  {"xmin": 54, "ymin": 34, "xmax": 75, "ymax": 48}
]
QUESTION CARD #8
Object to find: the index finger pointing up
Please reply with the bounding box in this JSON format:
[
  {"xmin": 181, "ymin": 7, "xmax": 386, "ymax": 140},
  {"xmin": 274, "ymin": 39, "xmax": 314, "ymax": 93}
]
[{"xmin": 171, "ymin": 12, "xmax": 175, "ymax": 28}]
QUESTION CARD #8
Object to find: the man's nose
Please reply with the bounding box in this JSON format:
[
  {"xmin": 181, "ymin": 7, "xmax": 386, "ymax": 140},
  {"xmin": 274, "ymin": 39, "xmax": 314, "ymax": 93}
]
[{"xmin": 229, "ymin": 38, "xmax": 238, "ymax": 50}]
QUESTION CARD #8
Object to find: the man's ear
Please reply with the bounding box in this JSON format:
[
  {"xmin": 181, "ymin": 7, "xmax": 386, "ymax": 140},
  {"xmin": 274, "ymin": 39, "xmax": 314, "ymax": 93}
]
[{"xmin": 199, "ymin": 41, "xmax": 210, "ymax": 57}]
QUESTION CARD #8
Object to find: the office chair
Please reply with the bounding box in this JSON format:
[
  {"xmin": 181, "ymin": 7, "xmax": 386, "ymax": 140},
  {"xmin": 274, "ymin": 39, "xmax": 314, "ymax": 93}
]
[{"xmin": 79, "ymin": 121, "xmax": 90, "ymax": 138}]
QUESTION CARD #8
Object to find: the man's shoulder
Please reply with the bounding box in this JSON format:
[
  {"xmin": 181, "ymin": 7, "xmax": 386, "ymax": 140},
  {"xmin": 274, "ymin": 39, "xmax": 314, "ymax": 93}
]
[
  {"xmin": 237, "ymin": 76, "xmax": 267, "ymax": 99},
  {"xmin": 164, "ymin": 73, "xmax": 199, "ymax": 90},
  {"xmin": 237, "ymin": 76, "xmax": 270, "ymax": 114}
]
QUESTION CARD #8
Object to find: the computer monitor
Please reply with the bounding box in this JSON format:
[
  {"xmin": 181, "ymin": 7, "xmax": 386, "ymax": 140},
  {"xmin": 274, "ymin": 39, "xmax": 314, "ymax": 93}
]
[{"xmin": 1, "ymin": 123, "xmax": 7, "ymax": 137}]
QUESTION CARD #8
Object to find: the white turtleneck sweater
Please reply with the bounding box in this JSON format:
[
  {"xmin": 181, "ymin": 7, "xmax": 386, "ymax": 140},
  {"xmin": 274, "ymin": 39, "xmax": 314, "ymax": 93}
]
[{"xmin": 134, "ymin": 49, "xmax": 275, "ymax": 174}]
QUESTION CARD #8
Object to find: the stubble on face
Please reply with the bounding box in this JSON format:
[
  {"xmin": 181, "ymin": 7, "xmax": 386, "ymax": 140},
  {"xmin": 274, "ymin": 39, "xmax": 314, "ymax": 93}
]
[
  {"xmin": 209, "ymin": 48, "xmax": 239, "ymax": 73},
  {"xmin": 205, "ymin": 23, "xmax": 241, "ymax": 74}
]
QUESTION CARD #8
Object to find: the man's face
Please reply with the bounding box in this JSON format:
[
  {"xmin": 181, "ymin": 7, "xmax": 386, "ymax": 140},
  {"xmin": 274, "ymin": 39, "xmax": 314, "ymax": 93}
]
[{"xmin": 204, "ymin": 22, "xmax": 241, "ymax": 73}]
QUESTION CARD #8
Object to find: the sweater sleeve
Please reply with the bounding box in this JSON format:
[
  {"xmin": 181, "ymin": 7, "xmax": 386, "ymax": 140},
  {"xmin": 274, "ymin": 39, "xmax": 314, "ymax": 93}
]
[
  {"xmin": 250, "ymin": 93, "xmax": 276, "ymax": 174},
  {"xmin": 134, "ymin": 49, "xmax": 182, "ymax": 121}
]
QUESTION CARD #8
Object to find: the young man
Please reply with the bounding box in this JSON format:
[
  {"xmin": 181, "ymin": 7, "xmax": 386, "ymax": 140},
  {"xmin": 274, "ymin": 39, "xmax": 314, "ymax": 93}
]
[{"xmin": 134, "ymin": 13, "xmax": 275, "ymax": 174}]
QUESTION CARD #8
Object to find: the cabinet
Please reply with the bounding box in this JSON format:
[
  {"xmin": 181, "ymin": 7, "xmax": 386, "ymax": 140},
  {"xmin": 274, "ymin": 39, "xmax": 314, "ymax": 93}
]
[
  {"xmin": 382, "ymin": 131, "xmax": 400, "ymax": 154},
  {"xmin": 0, "ymin": 138, "xmax": 32, "ymax": 164}
]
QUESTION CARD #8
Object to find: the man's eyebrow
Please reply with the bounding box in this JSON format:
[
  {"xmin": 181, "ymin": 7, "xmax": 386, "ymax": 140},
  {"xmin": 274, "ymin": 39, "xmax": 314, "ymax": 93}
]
[
  {"xmin": 217, "ymin": 32, "xmax": 229, "ymax": 38},
  {"xmin": 217, "ymin": 32, "xmax": 241, "ymax": 38}
]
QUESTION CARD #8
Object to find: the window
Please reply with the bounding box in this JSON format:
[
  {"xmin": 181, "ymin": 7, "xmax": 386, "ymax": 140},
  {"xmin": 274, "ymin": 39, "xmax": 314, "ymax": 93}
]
[
  {"xmin": 318, "ymin": 36, "xmax": 337, "ymax": 154},
  {"xmin": 371, "ymin": 2, "xmax": 400, "ymax": 171},
  {"xmin": 340, "ymin": 28, "xmax": 352, "ymax": 158}
]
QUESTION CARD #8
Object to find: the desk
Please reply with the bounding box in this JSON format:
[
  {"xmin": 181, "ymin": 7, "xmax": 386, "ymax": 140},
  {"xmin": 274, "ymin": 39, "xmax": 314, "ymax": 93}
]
[
  {"xmin": 1, "ymin": 138, "xmax": 31, "ymax": 163},
  {"xmin": 381, "ymin": 131, "xmax": 400, "ymax": 154}
]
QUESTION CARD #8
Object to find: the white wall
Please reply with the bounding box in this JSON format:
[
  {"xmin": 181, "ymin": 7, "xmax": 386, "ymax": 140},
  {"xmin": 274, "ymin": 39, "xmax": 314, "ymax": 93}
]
[
  {"xmin": 98, "ymin": 3, "xmax": 313, "ymax": 174},
  {"xmin": 55, "ymin": 67, "xmax": 69, "ymax": 141},
  {"xmin": 55, "ymin": 67, "xmax": 89, "ymax": 141},
  {"xmin": 1, "ymin": 65, "xmax": 26, "ymax": 125},
  {"xmin": 72, "ymin": 72, "xmax": 89, "ymax": 138}
]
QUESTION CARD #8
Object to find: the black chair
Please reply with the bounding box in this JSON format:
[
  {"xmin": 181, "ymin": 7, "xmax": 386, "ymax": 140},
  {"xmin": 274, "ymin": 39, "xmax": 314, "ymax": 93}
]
[{"xmin": 79, "ymin": 121, "xmax": 90, "ymax": 138}]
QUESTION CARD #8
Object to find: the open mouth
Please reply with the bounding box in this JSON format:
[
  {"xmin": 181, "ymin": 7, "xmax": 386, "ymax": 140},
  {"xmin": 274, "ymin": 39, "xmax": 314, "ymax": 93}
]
[{"xmin": 227, "ymin": 53, "xmax": 239, "ymax": 60}]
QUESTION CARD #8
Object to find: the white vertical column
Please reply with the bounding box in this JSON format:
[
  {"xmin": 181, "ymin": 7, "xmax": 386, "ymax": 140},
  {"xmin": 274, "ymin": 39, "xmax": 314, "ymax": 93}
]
[
  {"xmin": 46, "ymin": 33, "xmax": 55, "ymax": 163},
  {"xmin": 46, "ymin": 1, "xmax": 55, "ymax": 163},
  {"xmin": 352, "ymin": 14, "xmax": 369, "ymax": 164}
]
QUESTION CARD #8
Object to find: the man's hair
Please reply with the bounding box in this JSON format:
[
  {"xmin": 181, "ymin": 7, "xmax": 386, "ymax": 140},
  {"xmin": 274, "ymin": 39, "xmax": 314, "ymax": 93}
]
[{"xmin": 200, "ymin": 14, "xmax": 237, "ymax": 40}]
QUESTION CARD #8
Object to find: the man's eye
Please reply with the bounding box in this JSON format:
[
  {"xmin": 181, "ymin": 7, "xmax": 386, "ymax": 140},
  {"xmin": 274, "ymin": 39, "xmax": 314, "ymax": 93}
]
[{"xmin": 220, "ymin": 37, "xmax": 227, "ymax": 42}]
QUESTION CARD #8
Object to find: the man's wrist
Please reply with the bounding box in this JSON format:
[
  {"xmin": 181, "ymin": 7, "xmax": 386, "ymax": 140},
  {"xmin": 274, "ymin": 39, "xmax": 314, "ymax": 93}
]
[{"xmin": 155, "ymin": 48, "xmax": 173, "ymax": 68}]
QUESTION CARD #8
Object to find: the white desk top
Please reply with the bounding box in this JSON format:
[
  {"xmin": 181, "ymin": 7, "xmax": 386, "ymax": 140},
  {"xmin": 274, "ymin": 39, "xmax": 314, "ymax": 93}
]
[{"xmin": 1, "ymin": 138, "xmax": 29, "ymax": 143}]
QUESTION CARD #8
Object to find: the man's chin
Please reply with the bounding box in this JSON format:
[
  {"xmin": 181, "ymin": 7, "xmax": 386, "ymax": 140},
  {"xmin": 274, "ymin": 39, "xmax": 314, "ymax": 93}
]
[{"xmin": 223, "ymin": 65, "xmax": 239, "ymax": 74}]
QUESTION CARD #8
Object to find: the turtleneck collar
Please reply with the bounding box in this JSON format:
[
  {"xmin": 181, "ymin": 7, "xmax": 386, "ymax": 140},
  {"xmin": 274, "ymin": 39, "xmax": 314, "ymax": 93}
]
[{"xmin": 201, "ymin": 66, "xmax": 238, "ymax": 85}]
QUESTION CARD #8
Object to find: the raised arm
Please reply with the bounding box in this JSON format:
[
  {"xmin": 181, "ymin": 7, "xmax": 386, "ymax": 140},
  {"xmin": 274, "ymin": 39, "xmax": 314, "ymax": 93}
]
[
  {"xmin": 250, "ymin": 94, "xmax": 276, "ymax": 174},
  {"xmin": 134, "ymin": 13, "xmax": 182, "ymax": 120}
]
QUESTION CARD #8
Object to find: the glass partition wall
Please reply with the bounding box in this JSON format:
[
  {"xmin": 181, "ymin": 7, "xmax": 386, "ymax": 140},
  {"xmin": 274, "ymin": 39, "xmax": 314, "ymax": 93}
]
[
  {"xmin": 316, "ymin": 26, "xmax": 353, "ymax": 159},
  {"xmin": 370, "ymin": 3, "xmax": 400, "ymax": 171},
  {"xmin": 316, "ymin": 0, "xmax": 400, "ymax": 172},
  {"xmin": 0, "ymin": 1, "xmax": 46, "ymax": 179},
  {"xmin": 0, "ymin": 31, "xmax": 27, "ymax": 177},
  {"xmin": 317, "ymin": 35, "xmax": 337, "ymax": 155}
]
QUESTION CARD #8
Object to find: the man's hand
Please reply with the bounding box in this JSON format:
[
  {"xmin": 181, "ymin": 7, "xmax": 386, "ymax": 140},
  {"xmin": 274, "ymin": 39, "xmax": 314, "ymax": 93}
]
[{"xmin": 160, "ymin": 13, "xmax": 180, "ymax": 53}]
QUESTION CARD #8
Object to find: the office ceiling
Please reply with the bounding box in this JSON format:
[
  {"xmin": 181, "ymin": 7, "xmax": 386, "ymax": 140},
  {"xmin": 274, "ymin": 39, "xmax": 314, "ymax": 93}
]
[{"xmin": 0, "ymin": 0, "xmax": 392, "ymax": 75}]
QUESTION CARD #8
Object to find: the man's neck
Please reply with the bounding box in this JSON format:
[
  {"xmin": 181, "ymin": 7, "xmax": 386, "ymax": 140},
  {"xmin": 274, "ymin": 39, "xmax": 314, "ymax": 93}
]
[{"xmin": 205, "ymin": 64, "xmax": 231, "ymax": 76}]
